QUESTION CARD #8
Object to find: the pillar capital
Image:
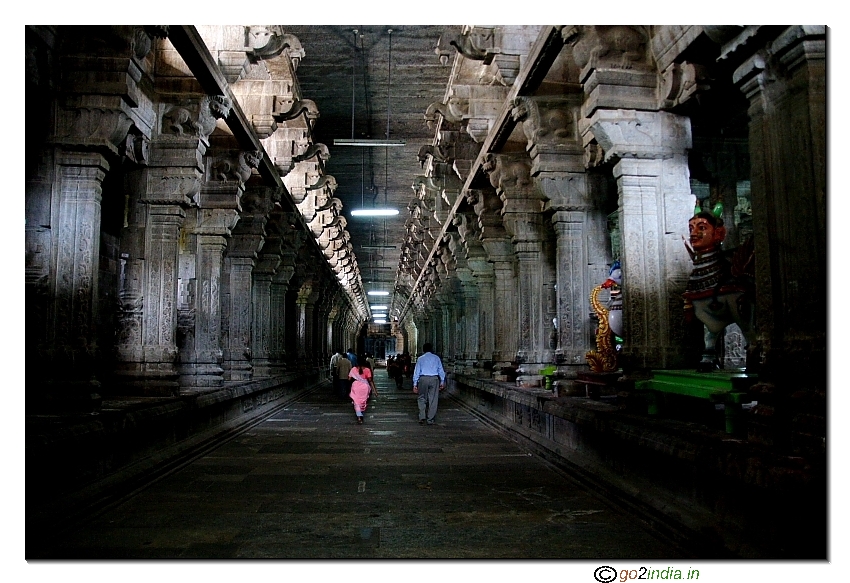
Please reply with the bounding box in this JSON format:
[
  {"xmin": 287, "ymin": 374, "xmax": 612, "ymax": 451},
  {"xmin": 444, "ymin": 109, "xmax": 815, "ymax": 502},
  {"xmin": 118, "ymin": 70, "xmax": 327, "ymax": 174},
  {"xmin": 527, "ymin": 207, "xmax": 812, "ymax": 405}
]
[{"xmin": 587, "ymin": 109, "xmax": 692, "ymax": 164}]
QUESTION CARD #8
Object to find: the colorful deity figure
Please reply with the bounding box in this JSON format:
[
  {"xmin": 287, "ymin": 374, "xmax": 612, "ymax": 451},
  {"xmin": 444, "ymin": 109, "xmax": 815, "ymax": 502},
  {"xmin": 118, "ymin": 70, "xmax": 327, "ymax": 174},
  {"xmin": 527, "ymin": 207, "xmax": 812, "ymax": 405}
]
[
  {"xmin": 683, "ymin": 204, "xmax": 755, "ymax": 371},
  {"xmin": 586, "ymin": 261, "xmax": 623, "ymax": 372}
]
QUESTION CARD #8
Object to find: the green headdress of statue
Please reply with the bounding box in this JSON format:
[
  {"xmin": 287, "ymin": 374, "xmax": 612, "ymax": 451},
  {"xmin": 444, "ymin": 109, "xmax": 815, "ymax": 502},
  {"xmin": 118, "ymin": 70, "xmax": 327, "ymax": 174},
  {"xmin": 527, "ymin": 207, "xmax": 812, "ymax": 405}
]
[{"xmin": 693, "ymin": 202, "xmax": 724, "ymax": 220}]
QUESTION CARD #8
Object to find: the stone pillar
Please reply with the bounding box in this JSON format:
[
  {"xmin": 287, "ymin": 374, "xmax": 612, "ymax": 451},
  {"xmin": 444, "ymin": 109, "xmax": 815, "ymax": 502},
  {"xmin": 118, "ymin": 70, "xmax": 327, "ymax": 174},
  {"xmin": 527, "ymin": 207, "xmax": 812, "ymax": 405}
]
[
  {"xmin": 177, "ymin": 209, "xmax": 238, "ymax": 389},
  {"xmin": 294, "ymin": 281, "xmax": 316, "ymax": 368},
  {"xmin": 316, "ymin": 286, "xmax": 337, "ymax": 370},
  {"xmin": 588, "ymin": 110, "xmax": 694, "ymax": 370},
  {"xmin": 470, "ymin": 263, "xmax": 495, "ymax": 365},
  {"xmin": 269, "ymin": 263, "xmax": 295, "ymax": 375},
  {"xmin": 112, "ymin": 95, "xmax": 231, "ymax": 394},
  {"xmin": 511, "ymin": 95, "xmax": 609, "ymax": 376},
  {"xmin": 51, "ymin": 152, "xmax": 110, "ymax": 387},
  {"xmin": 551, "ymin": 210, "xmax": 590, "ymax": 367},
  {"xmin": 178, "ymin": 143, "xmax": 262, "ymax": 388},
  {"xmin": 731, "ymin": 26, "xmax": 826, "ymax": 384},
  {"xmin": 138, "ymin": 201, "xmax": 187, "ymax": 392},
  {"xmin": 222, "ymin": 206, "xmax": 267, "ymax": 381},
  {"xmin": 484, "ymin": 153, "xmax": 552, "ymax": 371},
  {"xmin": 472, "ymin": 187, "xmax": 517, "ymax": 367},
  {"xmin": 456, "ymin": 267, "xmax": 479, "ymax": 363},
  {"xmin": 251, "ymin": 252, "xmax": 280, "ymax": 377}
]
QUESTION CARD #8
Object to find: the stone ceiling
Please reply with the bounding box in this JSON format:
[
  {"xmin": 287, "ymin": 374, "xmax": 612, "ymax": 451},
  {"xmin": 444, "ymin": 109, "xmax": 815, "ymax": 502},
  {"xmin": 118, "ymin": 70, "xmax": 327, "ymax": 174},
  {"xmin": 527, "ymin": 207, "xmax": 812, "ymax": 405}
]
[{"xmin": 279, "ymin": 25, "xmax": 464, "ymax": 307}]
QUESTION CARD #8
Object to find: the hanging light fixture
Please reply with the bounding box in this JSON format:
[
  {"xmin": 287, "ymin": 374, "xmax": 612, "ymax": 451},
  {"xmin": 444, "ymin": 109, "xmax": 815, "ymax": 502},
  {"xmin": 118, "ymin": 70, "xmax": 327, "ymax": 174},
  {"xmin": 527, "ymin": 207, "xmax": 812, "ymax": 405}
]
[{"xmin": 349, "ymin": 29, "xmax": 400, "ymax": 218}]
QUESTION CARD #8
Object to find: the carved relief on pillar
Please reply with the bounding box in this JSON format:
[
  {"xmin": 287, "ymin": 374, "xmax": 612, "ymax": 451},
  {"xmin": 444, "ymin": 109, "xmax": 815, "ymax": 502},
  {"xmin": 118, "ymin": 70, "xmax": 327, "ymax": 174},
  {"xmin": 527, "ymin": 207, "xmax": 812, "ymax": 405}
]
[
  {"xmin": 511, "ymin": 96, "xmax": 584, "ymax": 176},
  {"xmin": 40, "ymin": 152, "xmax": 110, "ymax": 386},
  {"xmin": 588, "ymin": 111, "xmax": 694, "ymax": 369},
  {"xmin": 565, "ymin": 25, "xmax": 651, "ymax": 75},
  {"xmin": 660, "ymin": 62, "xmax": 711, "ymax": 110},
  {"xmin": 209, "ymin": 149, "xmax": 262, "ymax": 187},
  {"xmin": 176, "ymin": 204, "xmax": 238, "ymax": 389},
  {"xmin": 52, "ymin": 102, "xmax": 135, "ymax": 157},
  {"xmin": 730, "ymin": 26, "xmax": 826, "ymax": 378},
  {"xmin": 564, "ymin": 25, "xmax": 657, "ymax": 116},
  {"xmin": 587, "ymin": 109, "xmax": 692, "ymax": 164},
  {"xmin": 51, "ymin": 26, "xmax": 164, "ymax": 157},
  {"xmin": 159, "ymin": 95, "xmax": 233, "ymax": 144},
  {"xmin": 482, "ymin": 153, "xmax": 546, "ymax": 238},
  {"xmin": 251, "ymin": 243, "xmax": 282, "ymax": 377}
]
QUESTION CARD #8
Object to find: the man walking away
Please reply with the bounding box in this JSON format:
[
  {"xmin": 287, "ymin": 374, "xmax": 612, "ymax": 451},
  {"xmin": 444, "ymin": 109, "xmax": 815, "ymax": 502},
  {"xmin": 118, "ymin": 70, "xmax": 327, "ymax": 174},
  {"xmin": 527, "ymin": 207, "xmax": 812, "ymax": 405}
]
[
  {"xmin": 336, "ymin": 352, "xmax": 352, "ymax": 400},
  {"xmin": 412, "ymin": 343, "xmax": 446, "ymax": 426}
]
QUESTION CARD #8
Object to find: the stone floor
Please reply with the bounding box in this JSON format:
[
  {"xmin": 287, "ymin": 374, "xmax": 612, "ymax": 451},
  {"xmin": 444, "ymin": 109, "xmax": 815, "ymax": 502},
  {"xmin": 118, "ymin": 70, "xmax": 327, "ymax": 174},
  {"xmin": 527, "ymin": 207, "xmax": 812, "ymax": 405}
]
[{"xmin": 31, "ymin": 369, "xmax": 691, "ymax": 559}]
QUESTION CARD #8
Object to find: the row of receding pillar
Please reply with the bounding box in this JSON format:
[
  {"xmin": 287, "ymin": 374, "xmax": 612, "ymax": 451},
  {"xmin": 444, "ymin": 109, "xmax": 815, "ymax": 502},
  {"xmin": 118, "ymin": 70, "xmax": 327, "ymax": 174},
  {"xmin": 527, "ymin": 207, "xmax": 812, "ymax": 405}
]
[
  {"xmin": 407, "ymin": 25, "xmax": 825, "ymax": 393},
  {"xmin": 25, "ymin": 26, "xmax": 364, "ymax": 399}
]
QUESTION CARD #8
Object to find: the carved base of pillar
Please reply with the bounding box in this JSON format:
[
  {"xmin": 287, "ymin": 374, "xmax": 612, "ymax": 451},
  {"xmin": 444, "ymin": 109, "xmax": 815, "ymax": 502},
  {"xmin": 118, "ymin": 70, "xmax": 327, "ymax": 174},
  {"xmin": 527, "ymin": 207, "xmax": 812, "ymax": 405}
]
[
  {"xmin": 113, "ymin": 354, "xmax": 180, "ymax": 397},
  {"xmin": 222, "ymin": 361, "xmax": 252, "ymax": 381},
  {"xmin": 556, "ymin": 348, "xmax": 593, "ymax": 367},
  {"xmin": 111, "ymin": 373, "xmax": 180, "ymax": 397},
  {"xmin": 178, "ymin": 350, "xmax": 224, "ymax": 388},
  {"xmin": 252, "ymin": 359, "xmax": 274, "ymax": 378},
  {"xmin": 267, "ymin": 357, "xmax": 288, "ymax": 376},
  {"xmin": 178, "ymin": 365, "xmax": 224, "ymax": 389}
]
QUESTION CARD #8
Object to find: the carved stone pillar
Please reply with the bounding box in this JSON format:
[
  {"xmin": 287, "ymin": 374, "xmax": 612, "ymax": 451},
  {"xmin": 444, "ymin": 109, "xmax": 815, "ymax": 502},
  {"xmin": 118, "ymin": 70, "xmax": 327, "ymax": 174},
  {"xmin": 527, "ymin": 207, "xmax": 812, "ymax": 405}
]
[
  {"xmin": 511, "ymin": 95, "xmax": 605, "ymax": 375},
  {"xmin": 111, "ymin": 95, "xmax": 230, "ymax": 394},
  {"xmin": 731, "ymin": 26, "xmax": 826, "ymax": 384},
  {"xmin": 251, "ymin": 251, "xmax": 280, "ymax": 377},
  {"xmin": 587, "ymin": 110, "xmax": 694, "ymax": 370},
  {"xmin": 484, "ymin": 242, "xmax": 518, "ymax": 366},
  {"xmin": 222, "ymin": 193, "xmax": 268, "ymax": 380},
  {"xmin": 315, "ymin": 286, "xmax": 337, "ymax": 370},
  {"xmin": 469, "ymin": 261, "xmax": 495, "ymax": 365},
  {"xmin": 177, "ymin": 209, "xmax": 238, "ymax": 389},
  {"xmin": 294, "ymin": 281, "xmax": 317, "ymax": 369},
  {"xmin": 51, "ymin": 152, "xmax": 110, "ymax": 387},
  {"xmin": 474, "ymin": 187, "xmax": 517, "ymax": 366},
  {"xmin": 269, "ymin": 263, "xmax": 295, "ymax": 375},
  {"xmin": 455, "ymin": 267, "xmax": 479, "ymax": 363},
  {"xmin": 484, "ymin": 153, "xmax": 553, "ymax": 370},
  {"xmin": 551, "ymin": 210, "xmax": 590, "ymax": 367}
]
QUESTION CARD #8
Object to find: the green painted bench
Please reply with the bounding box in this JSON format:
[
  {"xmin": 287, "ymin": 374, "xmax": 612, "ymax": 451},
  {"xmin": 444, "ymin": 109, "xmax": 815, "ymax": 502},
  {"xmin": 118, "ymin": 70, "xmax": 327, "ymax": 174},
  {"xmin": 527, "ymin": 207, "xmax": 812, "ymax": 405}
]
[{"xmin": 633, "ymin": 369, "xmax": 758, "ymax": 434}]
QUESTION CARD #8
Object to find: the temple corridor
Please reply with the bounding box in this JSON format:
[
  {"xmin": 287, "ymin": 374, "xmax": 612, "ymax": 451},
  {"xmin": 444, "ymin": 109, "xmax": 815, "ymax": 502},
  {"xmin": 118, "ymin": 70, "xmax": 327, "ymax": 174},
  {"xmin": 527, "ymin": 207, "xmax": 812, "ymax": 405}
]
[
  {"xmin": 25, "ymin": 25, "xmax": 827, "ymax": 562},
  {"xmin": 30, "ymin": 368, "xmax": 688, "ymax": 559}
]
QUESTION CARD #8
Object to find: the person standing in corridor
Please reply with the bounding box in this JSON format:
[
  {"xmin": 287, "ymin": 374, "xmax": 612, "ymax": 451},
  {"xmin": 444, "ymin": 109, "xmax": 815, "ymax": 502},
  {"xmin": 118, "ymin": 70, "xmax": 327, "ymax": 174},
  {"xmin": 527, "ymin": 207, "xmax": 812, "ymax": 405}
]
[
  {"xmin": 412, "ymin": 343, "xmax": 446, "ymax": 426},
  {"xmin": 329, "ymin": 349, "xmax": 344, "ymax": 397}
]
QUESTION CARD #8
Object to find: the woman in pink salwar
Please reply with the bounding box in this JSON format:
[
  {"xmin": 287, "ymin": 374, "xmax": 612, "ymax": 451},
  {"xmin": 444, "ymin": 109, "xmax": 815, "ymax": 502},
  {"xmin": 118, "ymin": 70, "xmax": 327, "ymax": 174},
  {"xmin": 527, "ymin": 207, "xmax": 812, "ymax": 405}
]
[{"xmin": 348, "ymin": 355, "xmax": 377, "ymax": 424}]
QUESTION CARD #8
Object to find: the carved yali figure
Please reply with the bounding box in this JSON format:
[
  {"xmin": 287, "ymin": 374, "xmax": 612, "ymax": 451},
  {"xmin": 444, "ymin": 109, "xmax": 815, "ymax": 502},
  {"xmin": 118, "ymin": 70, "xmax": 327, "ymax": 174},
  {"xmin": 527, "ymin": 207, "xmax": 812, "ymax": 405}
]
[{"xmin": 683, "ymin": 206, "xmax": 756, "ymax": 372}]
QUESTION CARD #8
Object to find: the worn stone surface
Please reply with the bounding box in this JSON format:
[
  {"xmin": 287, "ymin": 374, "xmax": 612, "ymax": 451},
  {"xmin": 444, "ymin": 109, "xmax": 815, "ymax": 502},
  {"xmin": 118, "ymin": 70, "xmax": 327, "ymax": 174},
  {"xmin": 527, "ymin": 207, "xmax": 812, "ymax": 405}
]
[{"xmin": 32, "ymin": 370, "xmax": 687, "ymax": 559}]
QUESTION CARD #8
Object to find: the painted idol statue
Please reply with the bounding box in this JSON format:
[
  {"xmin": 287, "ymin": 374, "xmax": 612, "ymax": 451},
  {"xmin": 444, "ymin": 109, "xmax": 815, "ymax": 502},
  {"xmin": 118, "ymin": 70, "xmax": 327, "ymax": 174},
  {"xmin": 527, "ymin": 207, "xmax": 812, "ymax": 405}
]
[{"xmin": 683, "ymin": 205, "xmax": 755, "ymax": 372}]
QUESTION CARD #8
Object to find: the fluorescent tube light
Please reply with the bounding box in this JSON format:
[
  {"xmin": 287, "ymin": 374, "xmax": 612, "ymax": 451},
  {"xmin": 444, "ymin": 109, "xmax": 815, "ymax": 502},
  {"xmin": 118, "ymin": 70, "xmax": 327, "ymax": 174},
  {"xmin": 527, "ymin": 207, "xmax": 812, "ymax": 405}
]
[
  {"xmin": 334, "ymin": 139, "xmax": 406, "ymax": 147},
  {"xmin": 350, "ymin": 208, "xmax": 399, "ymax": 217},
  {"xmin": 367, "ymin": 291, "xmax": 390, "ymax": 296}
]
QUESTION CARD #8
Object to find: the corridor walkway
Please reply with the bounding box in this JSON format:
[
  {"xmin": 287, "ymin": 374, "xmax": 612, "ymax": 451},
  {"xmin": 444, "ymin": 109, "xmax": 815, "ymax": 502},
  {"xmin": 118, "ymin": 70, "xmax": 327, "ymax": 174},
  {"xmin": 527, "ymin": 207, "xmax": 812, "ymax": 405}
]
[{"xmin": 36, "ymin": 368, "xmax": 688, "ymax": 559}]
